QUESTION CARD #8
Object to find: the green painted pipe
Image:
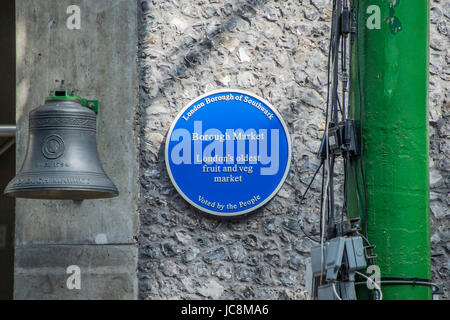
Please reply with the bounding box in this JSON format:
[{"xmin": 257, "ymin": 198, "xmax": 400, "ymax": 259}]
[{"xmin": 348, "ymin": 0, "xmax": 431, "ymax": 300}]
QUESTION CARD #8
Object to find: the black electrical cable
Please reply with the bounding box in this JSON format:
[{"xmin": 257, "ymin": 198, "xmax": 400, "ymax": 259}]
[
  {"xmin": 355, "ymin": 277, "xmax": 442, "ymax": 294},
  {"xmin": 297, "ymin": 161, "xmax": 324, "ymax": 243},
  {"xmin": 327, "ymin": 155, "xmax": 336, "ymax": 240},
  {"xmin": 297, "ymin": 0, "xmax": 367, "ymax": 250},
  {"xmin": 301, "ymin": 229, "xmax": 320, "ymax": 243},
  {"xmin": 327, "ymin": 0, "xmax": 344, "ymax": 240},
  {"xmin": 348, "ymin": 9, "xmax": 354, "ymax": 121},
  {"xmin": 324, "ymin": 0, "xmax": 335, "ymax": 125},
  {"xmin": 355, "ymin": 0, "xmax": 370, "ymax": 239},
  {"xmin": 341, "ymin": 38, "xmax": 346, "ymax": 118},
  {"xmin": 339, "ymin": 1, "xmax": 352, "ymax": 236},
  {"xmin": 299, "ymin": 162, "xmax": 324, "ymax": 205},
  {"xmin": 327, "ymin": 0, "xmax": 336, "ymax": 229},
  {"xmin": 297, "ymin": 2, "xmax": 335, "ymax": 243},
  {"xmin": 316, "ymin": 0, "xmax": 336, "ymax": 243},
  {"xmin": 351, "ymin": 160, "xmax": 363, "ymax": 223},
  {"xmin": 301, "ymin": 225, "xmax": 320, "ymax": 243},
  {"xmin": 336, "ymin": 94, "xmax": 344, "ymax": 118},
  {"xmin": 340, "ymin": 152, "xmax": 350, "ymax": 234},
  {"xmin": 300, "ymin": 0, "xmax": 383, "ymax": 299},
  {"xmin": 356, "ymin": 231, "xmax": 371, "ymax": 247},
  {"xmin": 330, "ymin": 0, "xmax": 341, "ymax": 124},
  {"xmin": 319, "ymin": 158, "xmax": 326, "ymax": 240}
]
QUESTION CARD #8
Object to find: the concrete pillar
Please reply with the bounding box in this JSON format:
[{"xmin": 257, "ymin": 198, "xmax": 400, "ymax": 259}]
[
  {"xmin": 0, "ymin": 0, "xmax": 16, "ymax": 300},
  {"xmin": 14, "ymin": 0, "xmax": 139, "ymax": 299}
]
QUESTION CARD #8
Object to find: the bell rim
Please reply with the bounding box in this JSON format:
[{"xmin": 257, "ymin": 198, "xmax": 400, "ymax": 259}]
[
  {"xmin": 4, "ymin": 186, "xmax": 119, "ymax": 200},
  {"xmin": 4, "ymin": 170, "xmax": 119, "ymax": 200}
]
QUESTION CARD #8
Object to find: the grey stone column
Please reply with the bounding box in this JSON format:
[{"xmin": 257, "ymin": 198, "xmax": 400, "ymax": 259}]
[{"xmin": 14, "ymin": 0, "xmax": 139, "ymax": 299}]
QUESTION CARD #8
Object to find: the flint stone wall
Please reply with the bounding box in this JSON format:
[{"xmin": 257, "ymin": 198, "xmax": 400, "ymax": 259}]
[{"xmin": 137, "ymin": 0, "xmax": 449, "ymax": 299}]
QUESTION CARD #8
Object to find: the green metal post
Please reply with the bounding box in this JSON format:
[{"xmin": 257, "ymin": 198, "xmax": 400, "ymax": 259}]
[{"xmin": 348, "ymin": 0, "xmax": 431, "ymax": 300}]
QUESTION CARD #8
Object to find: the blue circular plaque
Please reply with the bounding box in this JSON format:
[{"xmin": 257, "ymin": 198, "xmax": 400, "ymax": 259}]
[{"xmin": 165, "ymin": 89, "xmax": 292, "ymax": 216}]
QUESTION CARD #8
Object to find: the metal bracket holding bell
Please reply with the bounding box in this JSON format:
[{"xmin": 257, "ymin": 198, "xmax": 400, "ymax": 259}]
[{"xmin": 47, "ymin": 80, "xmax": 99, "ymax": 114}]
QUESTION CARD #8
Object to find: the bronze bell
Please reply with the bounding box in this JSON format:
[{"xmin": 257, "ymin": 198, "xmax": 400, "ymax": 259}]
[{"xmin": 4, "ymin": 82, "xmax": 119, "ymax": 200}]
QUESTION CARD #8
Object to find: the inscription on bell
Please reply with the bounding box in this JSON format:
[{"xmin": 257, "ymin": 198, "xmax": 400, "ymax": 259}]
[
  {"xmin": 14, "ymin": 176, "xmax": 91, "ymax": 186},
  {"xmin": 37, "ymin": 161, "xmax": 70, "ymax": 168}
]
